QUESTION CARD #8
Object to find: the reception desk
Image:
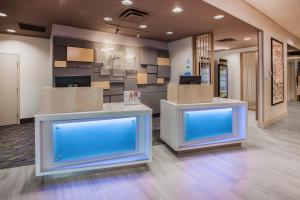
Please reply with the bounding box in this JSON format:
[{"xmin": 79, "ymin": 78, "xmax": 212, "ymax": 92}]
[
  {"xmin": 160, "ymin": 98, "xmax": 247, "ymax": 152},
  {"xmin": 35, "ymin": 103, "xmax": 152, "ymax": 176}
]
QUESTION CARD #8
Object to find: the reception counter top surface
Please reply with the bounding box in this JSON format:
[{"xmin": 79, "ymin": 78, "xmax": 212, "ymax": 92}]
[
  {"xmin": 36, "ymin": 103, "xmax": 152, "ymax": 118},
  {"xmin": 163, "ymin": 97, "xmax": 246, "ymax": 106}
]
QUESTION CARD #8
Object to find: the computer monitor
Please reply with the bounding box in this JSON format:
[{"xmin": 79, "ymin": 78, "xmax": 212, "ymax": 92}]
[
  {"xmin": 179, "ymin": 76, "xmax": 202, "ymax": 84},
  {"xmin": 55, "ymin": 76, "xmax": 91, "ymax": 87}
]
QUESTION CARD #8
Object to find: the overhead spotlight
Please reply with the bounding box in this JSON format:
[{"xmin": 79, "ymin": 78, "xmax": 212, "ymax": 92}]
[
  {"xmin": 244, "ymin": 37, "xmax": 251, "ymax": 41},
  {"xmin": 122, "ymin": 0, "xmax": 133, "ymax": 6},
  {"xmin": 214, "ymin": 15, "xmax": 224, "ymax": 20},
  {"xmin": 6, "ymin": 29, "xmax": 16, "ymax": 33},
  {"xmin": 166, "ymin": 31, "xmax": 173, "ymax": 35},
  {"xmin": 172, "ymin": 6, "xmax": 183, "ymax": 13},
  {"xmin": 115, "ymin": 27, "xmax": 120, "ymax": 34},
  {"xmin": 139, "ymin": 24, "xmax": 147, "ymax": 29},
  {"xmin": 103, "ymin": 17, "xmax": 113, "ymax": 22},
  {"xmin": 0, "ymin": 12, "xmax": 7, "ymax": 17}
]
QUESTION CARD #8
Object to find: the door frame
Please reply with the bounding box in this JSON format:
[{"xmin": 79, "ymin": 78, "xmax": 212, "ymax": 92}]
[{"xmin": 0, "ymin": 53, "xmax": 20, "ymax": 125}]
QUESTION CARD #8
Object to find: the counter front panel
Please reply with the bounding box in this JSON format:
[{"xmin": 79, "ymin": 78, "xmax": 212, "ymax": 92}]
[
  {"xmin": 184, "ymin": 108, "xmax": 233, "ymax": 142},
  {"xmin": 53, "ymin": 117, "xmax": 137, "ymax": 163}
]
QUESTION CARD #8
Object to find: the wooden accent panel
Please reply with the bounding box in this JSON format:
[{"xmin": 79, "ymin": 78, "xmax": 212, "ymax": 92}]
[
  {"xmin": 54, "ymin": 60, "xmax": 67, "ymax": 68},
  {"xmin": 167, "ymin": 84, "xmax": 213, "ymax": 104},
  {"xmin": 193, "ymin": 33, "xmax": 214, "ymax": 88},
  {"xmin": 298, "ymin": 76, "xmax": 300, "ymax": 86},
  {"xmin": 91, "ymin": 81, "xmax": 110, "ymax": 89},
  {"xmin": 137, "ymin": 72, "xmax": 147, "ymax": 84},
  {"xmin": 40, "ymin": 87, "xmax": 103, "ymax": 114},
  {"xmin": 157, "ymin": 57, "xmax": 170, "ymax": 66},
  {"xmin": 67, "ymin": 47, "xmax": 94, "ymax": 62},
  {"xmin": 157, "ymin": 78, "xmax": 164, "ymax": 84}
]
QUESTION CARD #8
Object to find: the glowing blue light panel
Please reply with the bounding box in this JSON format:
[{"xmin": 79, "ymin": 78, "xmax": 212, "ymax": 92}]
[
  {"xmin": 184, "ymin": 108, "xmax": 233, "ymax": 142},
  {"xmin": 53, "ymin": 117, "xmax": 137, "ymax": 162}
]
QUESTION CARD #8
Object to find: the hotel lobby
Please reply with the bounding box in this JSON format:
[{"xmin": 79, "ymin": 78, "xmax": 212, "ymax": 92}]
[{"xmin": 0, "ymin": 0, "xmax": 300, "ymax": 199}]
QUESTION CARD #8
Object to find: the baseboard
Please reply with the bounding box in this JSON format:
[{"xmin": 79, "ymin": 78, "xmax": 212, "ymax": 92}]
[
  {"xmin": 258, "ymin": 112, "xmax": 288, "ymax": 128},
  {"xmin": 20, "ymin": 117, "xmax": 34, "ymax": 123}
]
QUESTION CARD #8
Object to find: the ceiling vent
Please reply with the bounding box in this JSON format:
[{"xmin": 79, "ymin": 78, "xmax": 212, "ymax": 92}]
[
  {"xmin": 216, "ymin": 38, "xmax": 236, "ymax": 43},
  {"xmin": 117, "ymin": 8, "xmax": 150, "ymax": 23},
  {"xmin": 18, "ymin": 23, "xmax": 46, "ymax": 33}
]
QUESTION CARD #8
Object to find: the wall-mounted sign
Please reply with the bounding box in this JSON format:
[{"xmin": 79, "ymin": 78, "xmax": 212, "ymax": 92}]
[{"xmin": 184, "ymin": 58, "xmax": 192, "ymax": 76}]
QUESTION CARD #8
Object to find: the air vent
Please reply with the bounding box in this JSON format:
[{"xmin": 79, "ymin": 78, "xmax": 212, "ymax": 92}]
[
  {"xmin": 216, "ymin": 38, "xmax": 236, "ymax": 43},
  {"xmin": 117, "ymin": 8, "xmax": 150, "ymax": 23},
  {"xmin": 18, "ymin": 23, "xmax": 46, "ymax": 33}
]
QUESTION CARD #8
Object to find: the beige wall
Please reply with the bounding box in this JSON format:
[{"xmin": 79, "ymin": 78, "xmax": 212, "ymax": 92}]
[
  {"xmin": 168, "ymin": 37, "xmax": 194, "ymax": 83},
  {"xmin": 0, "ymin": 34, "xmax": 51, "ymax": 119},
  {"xmin": 205, "ymin": 0, "xmax": 300, "ymax": 127}
]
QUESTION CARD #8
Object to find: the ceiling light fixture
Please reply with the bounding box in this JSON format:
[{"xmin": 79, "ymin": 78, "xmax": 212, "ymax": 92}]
[
  {"xmin": 121, "ymin": 0, "xmax": 133, "ymax": 6},
  {"xmin": 166, "ymin": 31, "xmax": 173, "ymax": 35},
  {"xmin": 244, "ymin": 37, "xmax": 251, "ymax": 41},
  {"xmin": 6, "ymin": 29, "xmax": 16, "ymax": 33},
  {"xmin": 214, "ymin": 15, "xmax": 224, "ymax": 20},
  {"xmin": 139, "ymin": 24, "xmax": 147, "ymax": 29},
  {"xmin": 0, "ymin": 12, "xmax": 7, "ymax": 17},
  {"xmin": 103, "ymin": 17, "xmax": 113, "ymax": 22},
  {"xmin": 172, "ymin": 6, "xmax": 183, "ymax": 13}
]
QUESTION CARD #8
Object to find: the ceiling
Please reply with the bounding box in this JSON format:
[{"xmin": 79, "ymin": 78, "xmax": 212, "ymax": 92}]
[
  {"xmin": 244, "ymin": 0, "xmax": 300, "ymax": 39},
  {"xmin": 0, "ymin": 0, "xmax": 258, "ymax": 49}
]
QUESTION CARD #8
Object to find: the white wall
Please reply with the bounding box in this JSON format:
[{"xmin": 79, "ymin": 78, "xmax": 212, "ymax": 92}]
[
  {"xmin": 0, "ymin": 34, "xmax": 51, "ymax": 119},
  {"xmin": 205, "ymin": 0, "xmax": 300, "ymax": 126},
  {"xmin": 168, "ymin": 37, "xmax": 194, "ymax": 83},
  {"xmin": 215, "ymin": 47, "xmax": 257, "ymax": 100}
]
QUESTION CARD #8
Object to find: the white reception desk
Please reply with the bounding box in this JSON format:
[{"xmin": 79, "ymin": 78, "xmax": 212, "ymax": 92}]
[
  {"xmin": 35, "ymin": 103, "xmax": 152, "ymax": 176},
  {"xmin": 160, "ymin": 98, "xmax": 247, "ymax": 152}
]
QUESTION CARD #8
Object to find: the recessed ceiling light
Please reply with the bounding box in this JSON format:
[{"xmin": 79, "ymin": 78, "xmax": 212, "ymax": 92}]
[
  {"xmin": 172, "ymin": 6, "xmax": 183, "ymax": 13},
  {"xmin": 122, "ymin": 0, "xmax": 133, "ymax": 6},
  {"xmin": 103, "ymin": 17, "xmax": 113, "ymax": 22},
  {"xmin": 6, "ymin": 29, "xmax": 16, "ymax": 33},
  {"xmin": 139, "ymin": 24, "xmax": 147, "ymax": 29},
  {"xmin": 214, "ymin": 15, "xmax": 224, "ymax": 20},
  {"xmin": 166, "ymin": 31, "xmax": 173, "ymax": 35},
  {"xmin": 0, "ymin": 12, "xmax": 7, "ymax": 17},
  {"xmin": 244, "ymin": 37, "xmax": 251, "ymax": 41}
]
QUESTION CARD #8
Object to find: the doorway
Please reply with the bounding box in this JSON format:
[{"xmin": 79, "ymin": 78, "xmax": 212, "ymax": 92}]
[{"xmin": 0, "ymin": 53, "xmax": 20, "ymax": 126}]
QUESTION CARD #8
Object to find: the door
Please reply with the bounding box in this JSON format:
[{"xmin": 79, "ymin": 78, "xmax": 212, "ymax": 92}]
[
  {"xmin": 241, "ymin": 51, "xmax": 258, "ymax": 110},
  {"xmin": 0, "ymin": 54, "xmax": 19, "ymax": 126}
]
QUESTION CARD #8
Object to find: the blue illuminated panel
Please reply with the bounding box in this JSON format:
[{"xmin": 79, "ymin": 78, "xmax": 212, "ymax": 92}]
[
  {"xmin": 184, "ymin": 108, "xmax": 233, "ymax": 142},
  {"xmin": 53, "ymin": 117, "xmax": 137, "ymax": 162}
]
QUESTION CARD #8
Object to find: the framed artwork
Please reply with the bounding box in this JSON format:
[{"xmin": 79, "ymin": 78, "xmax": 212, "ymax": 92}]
[{"xmin": 271, "ymin": 38, "xmax": 284, "ymax": 105}]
